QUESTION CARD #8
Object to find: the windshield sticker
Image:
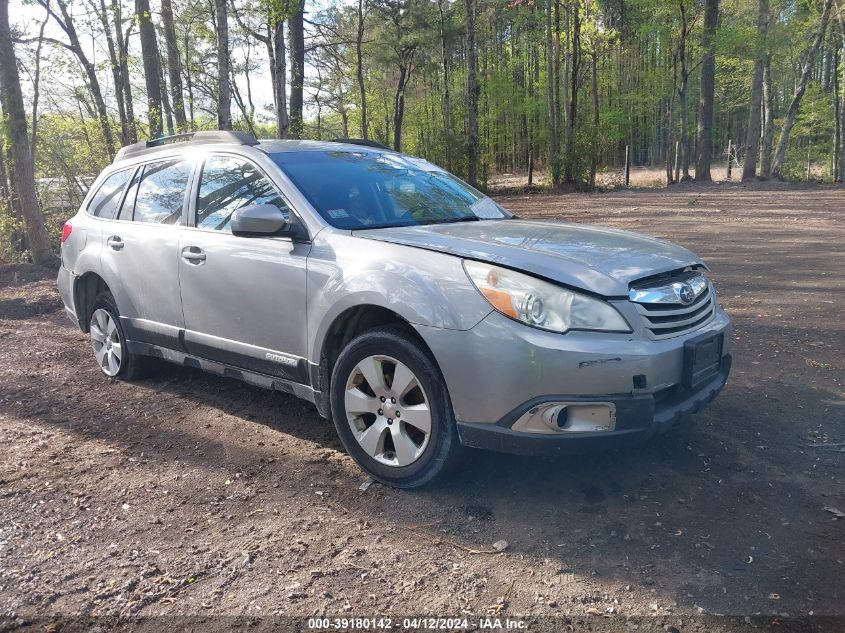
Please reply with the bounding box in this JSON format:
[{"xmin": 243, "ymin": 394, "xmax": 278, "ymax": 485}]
[{"xmin": 326, "ymin": 208, "xmax": 349, "ymax": 219}]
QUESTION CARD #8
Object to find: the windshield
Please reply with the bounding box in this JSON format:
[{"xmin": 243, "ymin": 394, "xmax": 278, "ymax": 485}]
[{"xmin": 272, "ymin": 150, "xmax": 509, "ymax": 229}]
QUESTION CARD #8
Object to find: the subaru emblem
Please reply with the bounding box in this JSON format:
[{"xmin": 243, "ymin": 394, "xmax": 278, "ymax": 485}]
[{"xmin": 677, "ymin": 283, "xmax": 695, "ymax": 304}]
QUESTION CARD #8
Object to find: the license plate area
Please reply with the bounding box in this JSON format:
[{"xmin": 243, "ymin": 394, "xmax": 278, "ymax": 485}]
[{"xmin": 683, "ymin": 332, "xmax": 723, "ymax": 389}]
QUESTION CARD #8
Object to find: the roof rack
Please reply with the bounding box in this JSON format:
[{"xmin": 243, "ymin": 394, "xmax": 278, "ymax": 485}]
[
  {"xmin": 331, "ymin": 138, "xmax": 392, "ymax": 151},
  {"xmin": 114, "ymin": 130, "xmax": 259, "ymax": 163}
]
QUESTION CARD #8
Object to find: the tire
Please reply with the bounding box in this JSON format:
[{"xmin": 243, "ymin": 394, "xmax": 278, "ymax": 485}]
[
  {"xmin": 329, "ymin": 326, "xmax": 460, "ymax": 488},
  {"xmin": 88, "ymin": 293, "xmax": 150, "ymax": 381}
]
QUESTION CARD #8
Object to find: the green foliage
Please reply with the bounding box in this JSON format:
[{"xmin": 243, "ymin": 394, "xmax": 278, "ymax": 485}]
[
  {"xmin": 778, "ymin": 84, "xmax": 836, "ymax": 181},
  {"xmin": 3, "ymin": 0, "xmax": 840, "ymax": 224},
  {"xmin": 0, "ymin": 202, "xmax": 26, "ymax": 264},
  {"xmin": 34, "ymin": 115, "xmax": 112, "ymax": 180}
]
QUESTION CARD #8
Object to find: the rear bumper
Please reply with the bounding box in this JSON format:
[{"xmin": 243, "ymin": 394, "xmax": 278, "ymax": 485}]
[
  {"xmin": 456, "ymin": 354, "xmax": 731, "ymax": 456},
  {"xmin": 56, "ymin": 265, "xmax": 80, "ymax": 329}
]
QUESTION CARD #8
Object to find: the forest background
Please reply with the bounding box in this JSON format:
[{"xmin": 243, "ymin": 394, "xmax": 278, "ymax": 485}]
[{"xmin": 0, "ymin": 0, "xmax": 843, "ymax": 266}]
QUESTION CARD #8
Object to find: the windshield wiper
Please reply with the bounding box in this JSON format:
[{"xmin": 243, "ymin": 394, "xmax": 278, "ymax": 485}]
[
  {"xmin": 356, "ymin": 216, "xmax": 481, "ymax": 230},
  {"xmin": 424, "ymin": 216, "xmax": 481, "ymax": 225}
]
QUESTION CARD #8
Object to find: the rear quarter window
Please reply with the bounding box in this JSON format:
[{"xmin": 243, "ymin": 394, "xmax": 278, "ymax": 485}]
[{"xmin": 86, "ymin": 169, "xmax": 132, "ymax": 219}]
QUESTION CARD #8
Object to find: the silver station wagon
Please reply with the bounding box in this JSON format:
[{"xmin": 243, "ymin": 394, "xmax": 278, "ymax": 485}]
[{"xmin": 57, "ymin": 131, "xmax": 732, "ymax": 488}]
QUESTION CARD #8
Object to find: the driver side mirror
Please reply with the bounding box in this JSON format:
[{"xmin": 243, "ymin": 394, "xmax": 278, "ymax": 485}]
[{"xmin": 230, "ymin": 204, "xmax": 302, "ymax": 239}]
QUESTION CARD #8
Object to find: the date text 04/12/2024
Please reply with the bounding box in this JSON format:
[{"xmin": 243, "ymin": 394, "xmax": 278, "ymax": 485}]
[{"xmin": 307, "ymin": 617, "xmax": 527, "ymax": 630}]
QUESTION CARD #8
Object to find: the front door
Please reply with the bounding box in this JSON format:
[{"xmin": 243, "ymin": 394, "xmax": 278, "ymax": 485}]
[{"xmin": 177, "ymin": 153, "xmax": 310, "ymax": 382}]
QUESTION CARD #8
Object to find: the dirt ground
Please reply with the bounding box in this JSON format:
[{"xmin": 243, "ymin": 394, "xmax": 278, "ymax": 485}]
[
  {"xmin": 488, "ymin": 164, "xmax": 832, "ymax": 191},
  {"xmin": 1, "ymin": 182, "xmax": 843, "ymax": 632}
]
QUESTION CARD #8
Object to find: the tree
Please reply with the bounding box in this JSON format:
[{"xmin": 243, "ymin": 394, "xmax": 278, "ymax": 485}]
[
  {"xmin": 88, "ymin": 0, "xmax": 133, "ymax": 145},
  {"xmin": 230, "ymin": 0, "xmax": 283, "ymax": 135},
  {"xmin": 837, "ymin": 3, "xmax": 845, "ymax": 182},
  {"xmin": 0, "ymin": 0, "xmax": 56, "ymax": 266},
  {"xmin": 356, "ymin": 0, "xmax": 368, "ymax": 140},
  {"xmin": 214, "ymin": 0, "xmax": 232, "ymax": 130},
  {"xmin": 673, "ymin": 1, "xmax": 695, "ymax": 181},
  {"xmin": 834, "ymin": 42, "xmax": 841, "ymax": 181},
  {"xmin": 288, "ymin": 0, "xmax": 306, "ymax": 139},
  {"xmin": 38, "ymin": 0, "xmax": 116, "ymax": 158},
  {"xmin": 158, "ymin": 50, "xmax": 175, "ymax": 135},
  {"xmin": 770, "ymin": 0, "xmax": 834, "ymax": 179},
  {"xmin": 760, "ymin": 52, "xmax": 774, "ymax": 178},
  {"xmin": 29, "ymin": 4, "xmax": 48, "ymax": 173},
  {"xmin": 665, "ymin": 4, "xmax": 682, "ymax": 185},
  {"xmin": 436, "ymin": 0, "xmax": 451, "ymax": 169},
  {"xmin": 372, "ymin": 0, "xmax": 428, "ymax": 152},
  {"xmin": 694, "ymin": 0, "xmax": 719, "ymax": 182},
  {"xmin": 136, "ymin": 0, "xmax": 163, "ymax": 138},
  {"xmin": 466, "ymin": 0, "xmax": 478, "ymax": 186},
  {"xmin": 742, "ymin": 0, "xmax": 769, "ymax": 181},
  {"xmin": 563, "ymin": 0, "xmax": 580, "ymax": 184},
  {"xmin": 116, "ymin": 0, "xmax": 138, "ymax": 143},
  {"xmin": 274, "ymin": 14, "xmax": 289, "ymax": 138},
  {"xmin": 161, "ymin": 0, "xmax": 187, "ymax": 132},
  {"xmin": 545, "ymin": 0, "xmax": 560, "ymax": 186}
]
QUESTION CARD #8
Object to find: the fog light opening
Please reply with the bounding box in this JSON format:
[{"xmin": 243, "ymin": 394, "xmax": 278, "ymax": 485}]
[
  {"xmin": 512, "ymin": 402, "xmax": 617, "ymax": 434},
  {"xmin": 555, "ymin": 406, "xmax": 569, "ymax": 429}
]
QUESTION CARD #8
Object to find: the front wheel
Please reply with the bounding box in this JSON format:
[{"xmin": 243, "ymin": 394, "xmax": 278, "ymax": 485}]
[{"xmin": 329, "ymin": 326, "xmax": 460, "ymax": 488}]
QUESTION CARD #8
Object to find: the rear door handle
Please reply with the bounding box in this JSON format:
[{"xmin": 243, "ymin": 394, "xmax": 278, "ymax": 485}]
[
  {"xmin": 106, "ymin": 236, "xmax": 124, "ymax": 250},
  {"xmin": 181, "ymin": 246, "xmax": 206, "ymax": 264}
]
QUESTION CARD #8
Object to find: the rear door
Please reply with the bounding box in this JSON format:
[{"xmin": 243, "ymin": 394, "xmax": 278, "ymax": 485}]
[
  {"xmin": 177, "ymin": 153, "xmax": 310, "ymax": 382},
  {"xmin": 99, "ymin": 157, "xmax": 193, "ymax": 348},
  {"xmin": 64, "ymin": 168, "xmax": 135, "ymax": 274}
]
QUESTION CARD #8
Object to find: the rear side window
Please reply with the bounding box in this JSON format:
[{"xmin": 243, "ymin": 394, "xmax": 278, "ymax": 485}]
[
  {"xmin": 117, "ymin": 169, "xmax": 141, "ymax": 221},
  {"xmin": 196, "ymin": 155, "xmax": 289, "ymax": 232},
  {"xmin": 133, "ymin": 158, "xmax": 192, "ymax": 225},
  {"xmin": 87, "ymin": 169, "xmax": 132, "ymax": 219}
]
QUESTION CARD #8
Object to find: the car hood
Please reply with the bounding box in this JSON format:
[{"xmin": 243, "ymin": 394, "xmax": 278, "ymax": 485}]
[{"xmin": 355, "ymin": 219, "xmax": 703, "ymax": 297}]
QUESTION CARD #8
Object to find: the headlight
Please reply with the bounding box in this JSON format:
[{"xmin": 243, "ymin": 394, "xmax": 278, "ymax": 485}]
[{"xmin": 463, "ymin": 260, "xmax": 631, "ymax": 333}]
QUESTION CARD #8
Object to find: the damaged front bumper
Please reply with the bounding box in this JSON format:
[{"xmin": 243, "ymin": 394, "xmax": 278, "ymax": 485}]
[
  {"xmin": 456, "ymin": 354, "xmax": 731, "ymax": 456},
  {"xmin": 415, "ymin": 306, "xmax": 732, "ymax": 456}
]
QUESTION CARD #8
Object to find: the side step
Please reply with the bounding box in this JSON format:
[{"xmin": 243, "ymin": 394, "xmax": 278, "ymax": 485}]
[{"xmin": 127, "ymin": 340, "xmax": 317, "ymax": 404}]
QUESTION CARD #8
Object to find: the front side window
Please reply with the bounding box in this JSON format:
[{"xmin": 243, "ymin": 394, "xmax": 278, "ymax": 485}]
[
  {"xmin": 196, "ymin": 155, "xmax": 289, "ymax": 232},
  {"xmin": 133, "ymin": 158, "xmax": 192, "ymax": 225},
  {"xmin": 272, "ymin": 150, "xmax": 509, "ymax": 229},
  {"xmin": 87, "ymin": 169, "xmax": 132, "ymax": 219}
]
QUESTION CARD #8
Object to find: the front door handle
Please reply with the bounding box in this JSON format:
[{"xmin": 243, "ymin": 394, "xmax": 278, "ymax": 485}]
[
  {"xmin": 181, "ymin": 246, "xmax": 206, "ymax": 264},
  {"xmin": 106, "ymin": 236, "xmax": 124, "ymax": 250}
]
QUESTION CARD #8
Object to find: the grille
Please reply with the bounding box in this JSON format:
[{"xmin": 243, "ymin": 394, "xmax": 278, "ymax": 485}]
[{"xmin": 630, "ymin": 276, "xmax": 716, "ymax": 340}]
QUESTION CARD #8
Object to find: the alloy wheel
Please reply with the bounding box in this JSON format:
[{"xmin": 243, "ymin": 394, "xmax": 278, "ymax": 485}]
[
  {"xmin": 90, "ymin": 308, "xmax": 122, "ymax": 376},
  {"xmin": 344, "ymin": 355, "xmax": 432, "ymax": 467}
]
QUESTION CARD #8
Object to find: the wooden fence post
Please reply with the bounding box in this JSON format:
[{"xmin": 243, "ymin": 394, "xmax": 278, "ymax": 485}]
[
  {"xmin": 624, "ymin": 145, "xmax": 630, "ymax": 187},
  {"xmin": 806, "ymin": 147, "xmax": 811, "ymax": 181},
  {"xmin": 674, "ymin": 140, "xmax": 680, "ymax": 182},
  {"xmin": 726, "ymin": 139, "xmax": 732, "ymax": 180},
  {"xmin": 527, "ymin": 145, "xmax": 533, "ymax": 186}
]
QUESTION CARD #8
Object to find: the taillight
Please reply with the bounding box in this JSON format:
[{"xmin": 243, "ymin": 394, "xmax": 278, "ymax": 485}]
[{"xmin": 61, "ymin": 222, "xmax": 73, "ymax": 243}]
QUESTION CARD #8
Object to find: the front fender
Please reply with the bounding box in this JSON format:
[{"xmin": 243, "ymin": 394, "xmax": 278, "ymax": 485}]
[{"xmin": 306, "ymin": 231, "xmax": 492, "ymax": 364}]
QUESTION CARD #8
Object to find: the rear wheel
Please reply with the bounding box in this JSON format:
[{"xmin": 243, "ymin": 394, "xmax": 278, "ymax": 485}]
[
  {"xmin": 330, "ymin": 326, "xmax": 460, "ymax": 488},
  {"xmin": 89, "ymin": 293, "xmax": 149, "ymax": 381}
]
